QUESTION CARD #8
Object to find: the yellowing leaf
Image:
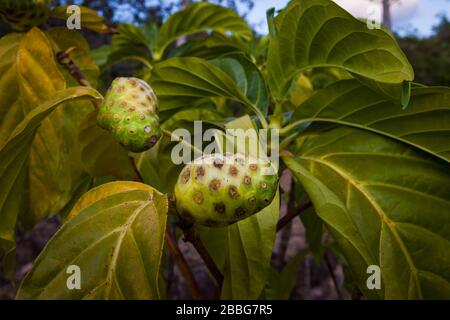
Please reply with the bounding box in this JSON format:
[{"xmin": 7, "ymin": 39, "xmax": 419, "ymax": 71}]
[
  {"xmin": 17, "ymin": 181, "xmax": 168, "ymax": 299},
  {"xmin": 77, "ymin": 111, "xmax": 134, "ymax": 182},
  {"xmin": 0, "ymin": 87, "xmax": 101, "ymax": 273}
]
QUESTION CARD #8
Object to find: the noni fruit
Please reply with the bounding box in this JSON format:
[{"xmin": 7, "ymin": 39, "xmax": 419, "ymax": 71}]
[
  {"xmin": 97, "ymin": 77, "xmax": 161, "ymax": 153},
  {"xmin": 0, "ymin": 0, "xmax": 50, "ymax": 31},
  {"xmin": 174, "ymin": 153, "xmax": 278, "ymax": 227}
]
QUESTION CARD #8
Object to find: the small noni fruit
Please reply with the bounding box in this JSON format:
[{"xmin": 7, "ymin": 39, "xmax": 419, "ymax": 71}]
[
  {"xmin": 174, "ymin": 153, "xmax": 278, "ymax": 227},
  {"xmin": 97, "ymin": 77, "xmax": 161, "ymax": 153},
  {"xmin": 0, "ymin": 0, "xmax": 50, "ymax": 31}
]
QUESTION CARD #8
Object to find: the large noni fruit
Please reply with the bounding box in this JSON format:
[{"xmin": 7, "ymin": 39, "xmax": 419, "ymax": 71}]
[
  {"xmin": 175, "ymin": 153, "xmax": 278, "ymax": 227},
  {"xmin": 97, "ymin": 77, "xmax": 161, "ymax": 153},
  {"xmin": 0, "ymin": 0, "xmax": 50, "ymax": 31}
]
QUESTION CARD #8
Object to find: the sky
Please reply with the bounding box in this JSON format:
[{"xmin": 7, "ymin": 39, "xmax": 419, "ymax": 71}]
[{"xmin": 244, "ymin": 0, "xmax": 450, "ymax": 37}]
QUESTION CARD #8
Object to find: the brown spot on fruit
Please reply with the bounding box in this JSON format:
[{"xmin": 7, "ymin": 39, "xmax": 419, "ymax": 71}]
[
  {"xmin": 234, "ymin": 207, "xmax": 246, "ymax": 218},
  {"xmin": 120, "ymin": 101, "xmax": 128, "ymax": 108},
  {"xmin": 249, "ymin": 163, "xmax": 258, "ymax": 171},
  {"xmin": 228, "ymin": 186, "xmax": 239, "ymax": 199},
  {"xmin": 204, "ymin": 219, "xmax": 219, "ymax": 227},
  {"xmin": 193, "ymin": 191, "xmax": 204, "ymax": 205},
  {"xmin": 129, "ymin": 127, "xmax": 137, "ymax": 134},
  {"xmin": 264, "ymin": 198, "xmax": 270, "ymax": 204},
  {"xmin": 243, "ymin": 176, "xmax": 252, "ymax": 186},
  {"xmin": 181, "ymin": 169, "xmax": 190, "ymax": 184},
  {"xmin": 139, "ymin": 113, "xmax": 146, "ymax": 120},
  {"xmin": 209, "ymin": 179, "xmax": 221, "ymax": 191},
  {"xmin": 260, "ymin": 181, "xmax": 268, "ymax": 189},
  {"xmin": 147, "ymin": 135, "xmax": 159, "ymax": 145},
  {"xmin": 213, "ymin": 158, "xmax": 224, "ymax": 169},
  {"xmin": 248, "ymin": 196, "xmax": 256, "ymax": 206},
  {"xmin": 229, "ymin": 165, "xmax": 238, "ymax": 176},
  {"xmin": 214, "ymin": 203, "xmax": 226, "ymax": 215},
  {"xmin": 129, "ymin": 79, "xmax": 137, "ymax": 86},
  {"xmin": 196, "ymin": 166, "xmax": 205, "ymax": 178},
  {"xmin": 146, "ymin": 95, "xmax": 153, "ymax": 102},
  {"xmin": 128, "ymin": 107, "xmax": 136, "ymax": 112}
]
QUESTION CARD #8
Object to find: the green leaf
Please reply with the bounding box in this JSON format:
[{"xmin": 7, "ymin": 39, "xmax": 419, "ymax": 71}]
[
  {"xmin": 198, "ymin": 191, "xmax": 280, "ymax": 299},
  {"xmin": 0, "ymin": 33, "xmax": 23, "ymax": 144},
  {"xmin": 50, "ymin": 6, "xmax": 111, "ymax": 34},
  {"xmin": 150, "ymin": 57, "xmax": 268, "ymax": 123},
  {"xmin": 17, "ymin": 181, "xmax": 168, "ymax": 299},
  {"xmin": 0, "ymin": 87, "xmax": 101, "ymax": 267},
  {"xmin": 263, "ymin": 251, "xmax": 306, "ymax": 300},
  {"xmin": 94, "ymin": 23, "xmax": 155, "ymax": 70},
  {"xmin": 156, "ymin": 2, "xmax": 252, "ymax": 59},
  {"xmin": 300, "ymin": 206, "xmax": 324, "ymax": 263},
  {"xmin": 284, "ymin": 127, "xmax": 450, "ymax": 299},
  {"xmin": 286, "ymin": 79, "xmax": 450, "ymax": 163},
  {"xmin": 267, "ymin": 0, "xmax": 413, "ymax": 101},
  {"xmin": 210, "ymin": 55, "xmax": 269, "ymax": 116},
  {"xmin": 17, "ymin": 28, "xmax": 95, "ymax": 227},
  {"xmin": 266, "ymin": 8, "xmax": 276, "ymax": 40},
  {"xmin": 77, "ymin": 111, "xmax": 134, "ymax": 181},
  {"xmin": 172, "ymin": 32, "xmax": 247, "ymax": 60},
  {"xmin": 401, "ymin": 80, "xmax": 412, "ymax": 109}
]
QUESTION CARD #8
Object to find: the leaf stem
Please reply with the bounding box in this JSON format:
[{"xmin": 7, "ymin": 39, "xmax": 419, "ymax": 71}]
[
  {"xmin": 164, "ymin": 230, "xmax": 203, "ymax": 299},
  {"xmin": 252, "ymin": 104, "xmax": 269, "ymax": 130},
  {"xmin": 182, "ymin": 225, "xmax": 224, "ymax": 289},
  {"xmin": 276, "ymin": 201, "xmax": 312, "ymax": 232},
  {"xmin": 56, "ymin": 47, "xmax": 101, "ymax": 109},
  {"xmin": 128, "ymin": 156, "xmax": 144, "ymax": 182}
]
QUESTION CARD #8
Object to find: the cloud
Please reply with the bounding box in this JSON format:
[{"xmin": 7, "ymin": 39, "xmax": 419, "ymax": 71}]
[{"xmin": 333, "ymin": 0, "xmax": 420, "ymax": 23}]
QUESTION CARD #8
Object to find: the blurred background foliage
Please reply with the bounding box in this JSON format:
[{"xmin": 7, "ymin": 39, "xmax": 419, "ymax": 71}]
[{"xmin": 0, "ymin": 0, "xmax": 448, "ymax": 86}]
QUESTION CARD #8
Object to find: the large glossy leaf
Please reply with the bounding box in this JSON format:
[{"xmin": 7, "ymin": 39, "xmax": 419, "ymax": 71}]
[
  {"xmin": 17, "ymin": 181, "xmax": 168, "ymax": 299},
  {"xmin": 156, "ymin": 2, "xmax": 252, "ymax": 59},
  {"xmin": 286, "ymin": 80, "xmax": 450, "ymax": 163},
  {"xmin": 150, "ymin": 56, "xmax": 268, "ymax": 121},
  {"xmin": 0, "ymin": 33, "xmax": 22, "ymax": 131},
  {"xmin": 284, "ymin": 127, "xmax": 450, "ymax": 299},
  {"xmin": 50, "ymin": 6, "xmax": 110, "ymax": 34},
  {"xmin": 172, "ymin": 32, "xmax": 247, "ymax": 60},
  {"xmin": 0, "ymin": 87, "xmax": 101, "ymax": 268},
  {"xmin": 77, "ymin": 111, "xmax": 134, "ymax": 181},
  {"xmin": 17, "ymin": 28, "xmax": 92, "ymax": 227},
  {"xmin": 198, "ymin": 191, "xmax": 280, "ymax": 299},
  {"xmin": 94, "ymin": 23, "xmax": 155, "ymax": 70},
  {"xmin": 267, "ymin": 0, "xmax": 413, "ymax": 101}
]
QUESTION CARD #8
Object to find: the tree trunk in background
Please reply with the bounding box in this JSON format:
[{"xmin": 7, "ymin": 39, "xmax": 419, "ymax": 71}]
[{"xmin": 382, "ymin": 0, "xmax": 392, "ymax": 30}]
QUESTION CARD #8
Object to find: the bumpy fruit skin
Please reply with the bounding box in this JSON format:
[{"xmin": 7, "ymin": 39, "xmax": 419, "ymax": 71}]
[
  {"xmin": 0, "ymin": 0, "xmax": 50, "ymax": 31},
  {"xmin": 97, "ymin": 77, "xmax": 161, "ymax": 153},
  {"xmin": 175, "ymin": 153, "xmax": 278, "ymax": 227}
]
